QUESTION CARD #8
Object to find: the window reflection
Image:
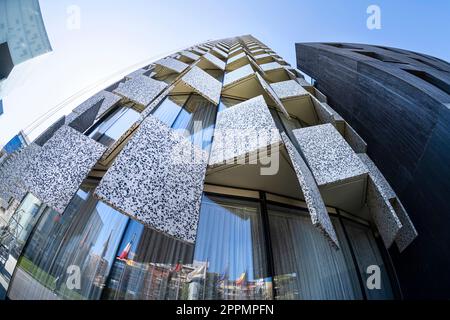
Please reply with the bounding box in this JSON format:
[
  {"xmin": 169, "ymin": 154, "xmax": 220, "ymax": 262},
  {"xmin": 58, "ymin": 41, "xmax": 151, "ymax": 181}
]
[
  {"xmin": 87, "ymin": 106, "xmax": 140, "ymax": 147},
  {"xmin": 268, "ymin": 205, "xmax": 362, "ymax": 300},
  {"xmin": 103, "ymin": 195, "xmax": 271, "ymax": 300},
  {"xmin": 152, "ymin": 94, "xmax": 218, "ymax": 152},
  {"xmin": 7, "ymin": 188, "xmax": 129, "ymax": 300},
  {"xmin": 151, "ymin": 95, "xmax": 189, "ymax": 127}
]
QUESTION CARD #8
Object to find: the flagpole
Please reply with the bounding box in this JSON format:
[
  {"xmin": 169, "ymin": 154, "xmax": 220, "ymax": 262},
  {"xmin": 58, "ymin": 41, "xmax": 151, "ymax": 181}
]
[{"xmin": 202, "ymin": 259, "xmax": 208, "ymax": 300}]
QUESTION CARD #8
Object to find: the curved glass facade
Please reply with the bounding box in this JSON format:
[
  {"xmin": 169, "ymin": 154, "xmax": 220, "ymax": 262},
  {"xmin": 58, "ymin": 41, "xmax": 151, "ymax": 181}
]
[{"xmin": 5, "ymin": 186, "xmax": 395, "ymax": 300}]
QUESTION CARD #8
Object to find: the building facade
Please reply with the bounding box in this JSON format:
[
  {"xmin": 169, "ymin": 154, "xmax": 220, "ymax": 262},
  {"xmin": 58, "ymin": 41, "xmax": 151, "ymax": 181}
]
[
  {"xmin": 295, "ymin": 42, "xmax": 450, "ymax": 299},
  {"xmin": 0, "ymin": 0, "xmax": 52, "ymax": 116},
  {"xmin": 0, "ymin": 36, "xmax": 417, "ymax": 300}
]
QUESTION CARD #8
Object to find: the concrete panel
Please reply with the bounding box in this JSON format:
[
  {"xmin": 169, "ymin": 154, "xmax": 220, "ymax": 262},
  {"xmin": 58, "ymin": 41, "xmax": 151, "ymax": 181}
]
[{"xmin": 24, "ymin": 126, "xmax": 106, "ymax": 213}]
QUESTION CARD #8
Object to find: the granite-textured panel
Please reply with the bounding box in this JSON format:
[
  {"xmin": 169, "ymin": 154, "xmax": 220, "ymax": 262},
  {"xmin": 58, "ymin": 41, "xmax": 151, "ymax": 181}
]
[
  {"xmin": 113, "ymin": 75, "xmax": 168, "ymax": 106},
  {"xmin": 126, "ymin": 68, "xmax": 149, "ymax": 79},
  {"xmin": 67, "ymin": 100, "xmax": 103, "ymax": 133},
  {"xmin": 212, "ymin": 47, "xmax": 228, "ymax": 59},
  {"xmin": 209, "ymin": 95, "xmax": 281, "ymax": 166},
  {"xmin": 95, "ymin": 115, "xmax": 208, "ymax": 243},
  {"xmin": 180, "ymin": 66, "xmax": 222, "ymax": 105},
  {"xmin": 181, "ymin": 50, "xmax": 200, "ymax": 61},
  {"xmin": 0, "ymin": 144, "xmax": 41, "ymax": 206},
  {"xmin": 260, "ymin": 62, "xmax": 283, "ymax": 72},
  {"xmin": 392, "ymin": 199, "xmax": 418, "ymax": 252},
  {"xmin": 227, "ymin": 52, "xmax": 246, "ymax": 64},
  {"xmin": 24, "ymin": 126, "xmax": 106, "ymax": 213},
  {"xmin": 255, "ymin": 73, "xmax": 290, "ymax": 118},
  {"xmin": 223, "ymin": 64, "xmax": 254, "ymax": 87},
  {"xmin": 282, "ymin": 133, "xmax": 339, "ymax": 248},
  {"xmin": 203, "ymin": 52, "xmax": 226, "ymax": 70},
  {"xmin": 367, "ymin": 177, "xmax": 402, "ymax": 248},
  {"xmin": 270, "ymin": 80, "xmax": 309, "ymax": 99},
  {"xmin": 358, "ymin": 153, "xmax": 396, "ymax": 199},
  {"xmin": 95, "ymin": 91, "xmax": 123, "ymax": 119},
  {"xmin": 293, "ymin": 124, "xmax": 368, "ymax": 186},
  {"xmin": 344, "ymin": 123, "xmax": 367, "ymax": 153},
  {"xmin": 312, "ymin": 99, "xmax": 336, "ymax": 126},
  {"xmin": 34, "ymin": 116, "xmax": 66, "ymax": 146},
  {"xmin": 155, "ymin": 57, "xmax": 189, "ymax": 74}
]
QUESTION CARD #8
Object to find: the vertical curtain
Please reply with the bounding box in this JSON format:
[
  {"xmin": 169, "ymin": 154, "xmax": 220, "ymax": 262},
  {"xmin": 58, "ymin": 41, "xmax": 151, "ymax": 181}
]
[
  {"xmin": 268, "ymin": 206, "xmax": 363, "ymax": 300},
  {"xmin": 103, "ymin": 194, "xmax": 271, "ymax": 300},
  {"xmin": 151, "ymin": 95, "xmax": 189, "ymax": 127},
  {"xmin": 7, "ymin": 188, "xmax": 129, "ymax": 300},
  {"xmin": 193, "ymin": 195, "xmax": 269, "ymax": 300},
  {"xmin": 102, "ymin": 219, "xmax": 195, "ymax": 300},
  {"xmin": 172, "ymin": 95, "xmax": 217, "ymax": 152},
  {"xmin": 343, "ymin": 219, "xmax": 394, "ymax": 299}
]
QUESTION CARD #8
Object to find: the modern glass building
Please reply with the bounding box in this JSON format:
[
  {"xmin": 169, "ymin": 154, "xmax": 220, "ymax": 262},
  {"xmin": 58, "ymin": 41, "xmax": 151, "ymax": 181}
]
[
  {"xmin": 0, "ymin": 0, "xmax": 52, "ymax": 117},
  {"xmin": 0, "ymin": 35, "xmax": 417, "ymax": 300}
]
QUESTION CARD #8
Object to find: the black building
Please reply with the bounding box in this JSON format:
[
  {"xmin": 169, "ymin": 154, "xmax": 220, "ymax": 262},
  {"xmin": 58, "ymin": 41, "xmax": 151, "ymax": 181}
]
[{"xmin": 296, "ymin": 42, "xmax": 450, "ymax": 299}]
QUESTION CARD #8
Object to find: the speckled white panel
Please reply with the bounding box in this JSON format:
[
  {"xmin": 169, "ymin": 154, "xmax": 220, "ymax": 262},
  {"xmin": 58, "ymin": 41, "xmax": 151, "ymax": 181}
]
[
  {"xmin": 270, "ymin": 80, "xmax": 309, "ymax": 99},
  {"xmin": 203, "ymin": 52, "xmax": 226, "ymax": 70},
  {"xmin": 367, "ymin": 177, "xmax": 402, "ymax": 248},
  {"xmin": 95, "ymin": 115, "xmax": 208, "ymax": 243},
  {"xmin": 223, "ymin": 64, "xmax": 254, "ymax": 87},
  {"xmin": 181, "ymin": 50, "xmax": 200, "ymax": 61},
  {"xmin": 212, "ymin": 47, "xmax": 228, "ymax": 59},
  {"xmin": 0, "ymin": 144, "xmax": 41, "ymax": 206},
  {"xmin": 113, "ymin": 75, "xmax": 168, "ymax": 106},
  {"xmin": 34, "ymin": 116, "xmax": 66, "ymax": 146},
  {"xmin": 358, "ymin": 153, "xmax": 396, "ymax": 199},
  {"xmin": 24, "ymin": 126, "xmax": 106, "ymax": 214},
  {"xmin": 209, "ymin": 95, "xmax": 281, "ymax": 166},
  {"xmin": 66, "ymin": 100, "xmax": 103, "ymax": 133},
  {"xmin": 282, "ymin": 133, "xmax": 339, "ymax": 248},
  {"xmin": 293, "ymin": 124, "xmax": 368, "ymax": 186},
  {"xmin": 344, "ymin": 123, "xmax": 367, "ymax": 153},
  {"xmin": 155, "ymin": 57, "xmax": 189, "ymax": 74},
  {"xmin": 313, "ymin": 99, "xmax": 336, "ymax": 125},
  {"xmin": 260, "ymin": 61, "xmax": 283, "ymax": 72},
  {"xmin": 227, "ymin": 52, "xmax": 246, "ymax": 64},
  {"xmin": 126, "ymin": 68, "xmax": 149, "ymax": 79},
  {"xmin": 255, "ymin": 73, "xmax": 290, "ymax": 118},
  {"xmin": 180, "ymin": 66, "xmax": 222, "ymax": 105},
  {"xmin": 392, "ymin": 199, "xmax": 418, "ymax": 252},
  {"xmin": 357, "ymin": 154, "xmax": 417, "ymax": 250}
]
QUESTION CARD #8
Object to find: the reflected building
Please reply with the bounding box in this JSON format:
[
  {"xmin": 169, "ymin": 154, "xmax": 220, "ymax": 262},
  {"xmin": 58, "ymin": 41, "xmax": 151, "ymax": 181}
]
[
  {"xmin": 0, "ymin": 0, "xmax": 52, "ymax": 117},
  {"xmin": 0, "ymin": 35, "xmax": 420, "ymax": 300}
]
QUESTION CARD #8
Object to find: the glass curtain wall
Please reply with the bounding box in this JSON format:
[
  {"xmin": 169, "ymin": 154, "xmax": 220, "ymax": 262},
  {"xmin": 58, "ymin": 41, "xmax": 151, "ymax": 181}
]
[
  {"xmin": 87, "ymin": 105, "xmax": 140, "ymax": 147},
  {"xmin": 7, "ymin": 187, "xmax": 129, "ymax": 300},
  {"xmin": 103, "ymin": 195, "xmax": 271, "ymax": 300},
  {"xmin": 268, "ymin": 205, "xmax": 362, "ymax": 300},
  {"xmin": 151, "ymin": 94, "xmax": 218, "ymax": 152},
  {"xmin": 6, "ymin": 191, "xmax": 395, "ymax": 300}
]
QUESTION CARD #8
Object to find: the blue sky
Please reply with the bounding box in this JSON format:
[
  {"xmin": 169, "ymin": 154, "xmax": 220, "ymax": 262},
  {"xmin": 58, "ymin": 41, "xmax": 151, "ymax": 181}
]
[{"xmin": 1, "ymin": 0, "xmax": 449, "ymax": 145}]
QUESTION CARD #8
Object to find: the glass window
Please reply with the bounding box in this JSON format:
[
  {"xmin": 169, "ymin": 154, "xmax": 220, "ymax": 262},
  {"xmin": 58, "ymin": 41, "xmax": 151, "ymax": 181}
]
[
  {"xmin": 151, "ymin": 95, "xmax": 189, "ymax": 127},
  {"xmin": 7, "ymin": 187, "xmax": 129, "ymax": 300},
  {"xmin": 342, "ymin": 219, "xmax": 394, "ymax": 299},
  {"xmin": 103, "ymin": 195, "xmax": 271, "ymax": 300},
  {"xmin": 102, "ymin": 219, "xmax": 194, "ymax": 300},
  {"xmin": 268, "ymin": 205, "xmax": 363, "ymax": 300},
  {"xmin": 87, "ymin": 106, "xmax": 140, "ymax": 147},
  {"xmin": 172, "ymin": 95, "xmax": 217, "ymax": 152},
  {"xmin": 193, "ymin": 195, "xmax": 270, "ymax": 300},
  {"xmin": 0, "ymin": 193, "xmax": 54, "ymax": 299}
]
